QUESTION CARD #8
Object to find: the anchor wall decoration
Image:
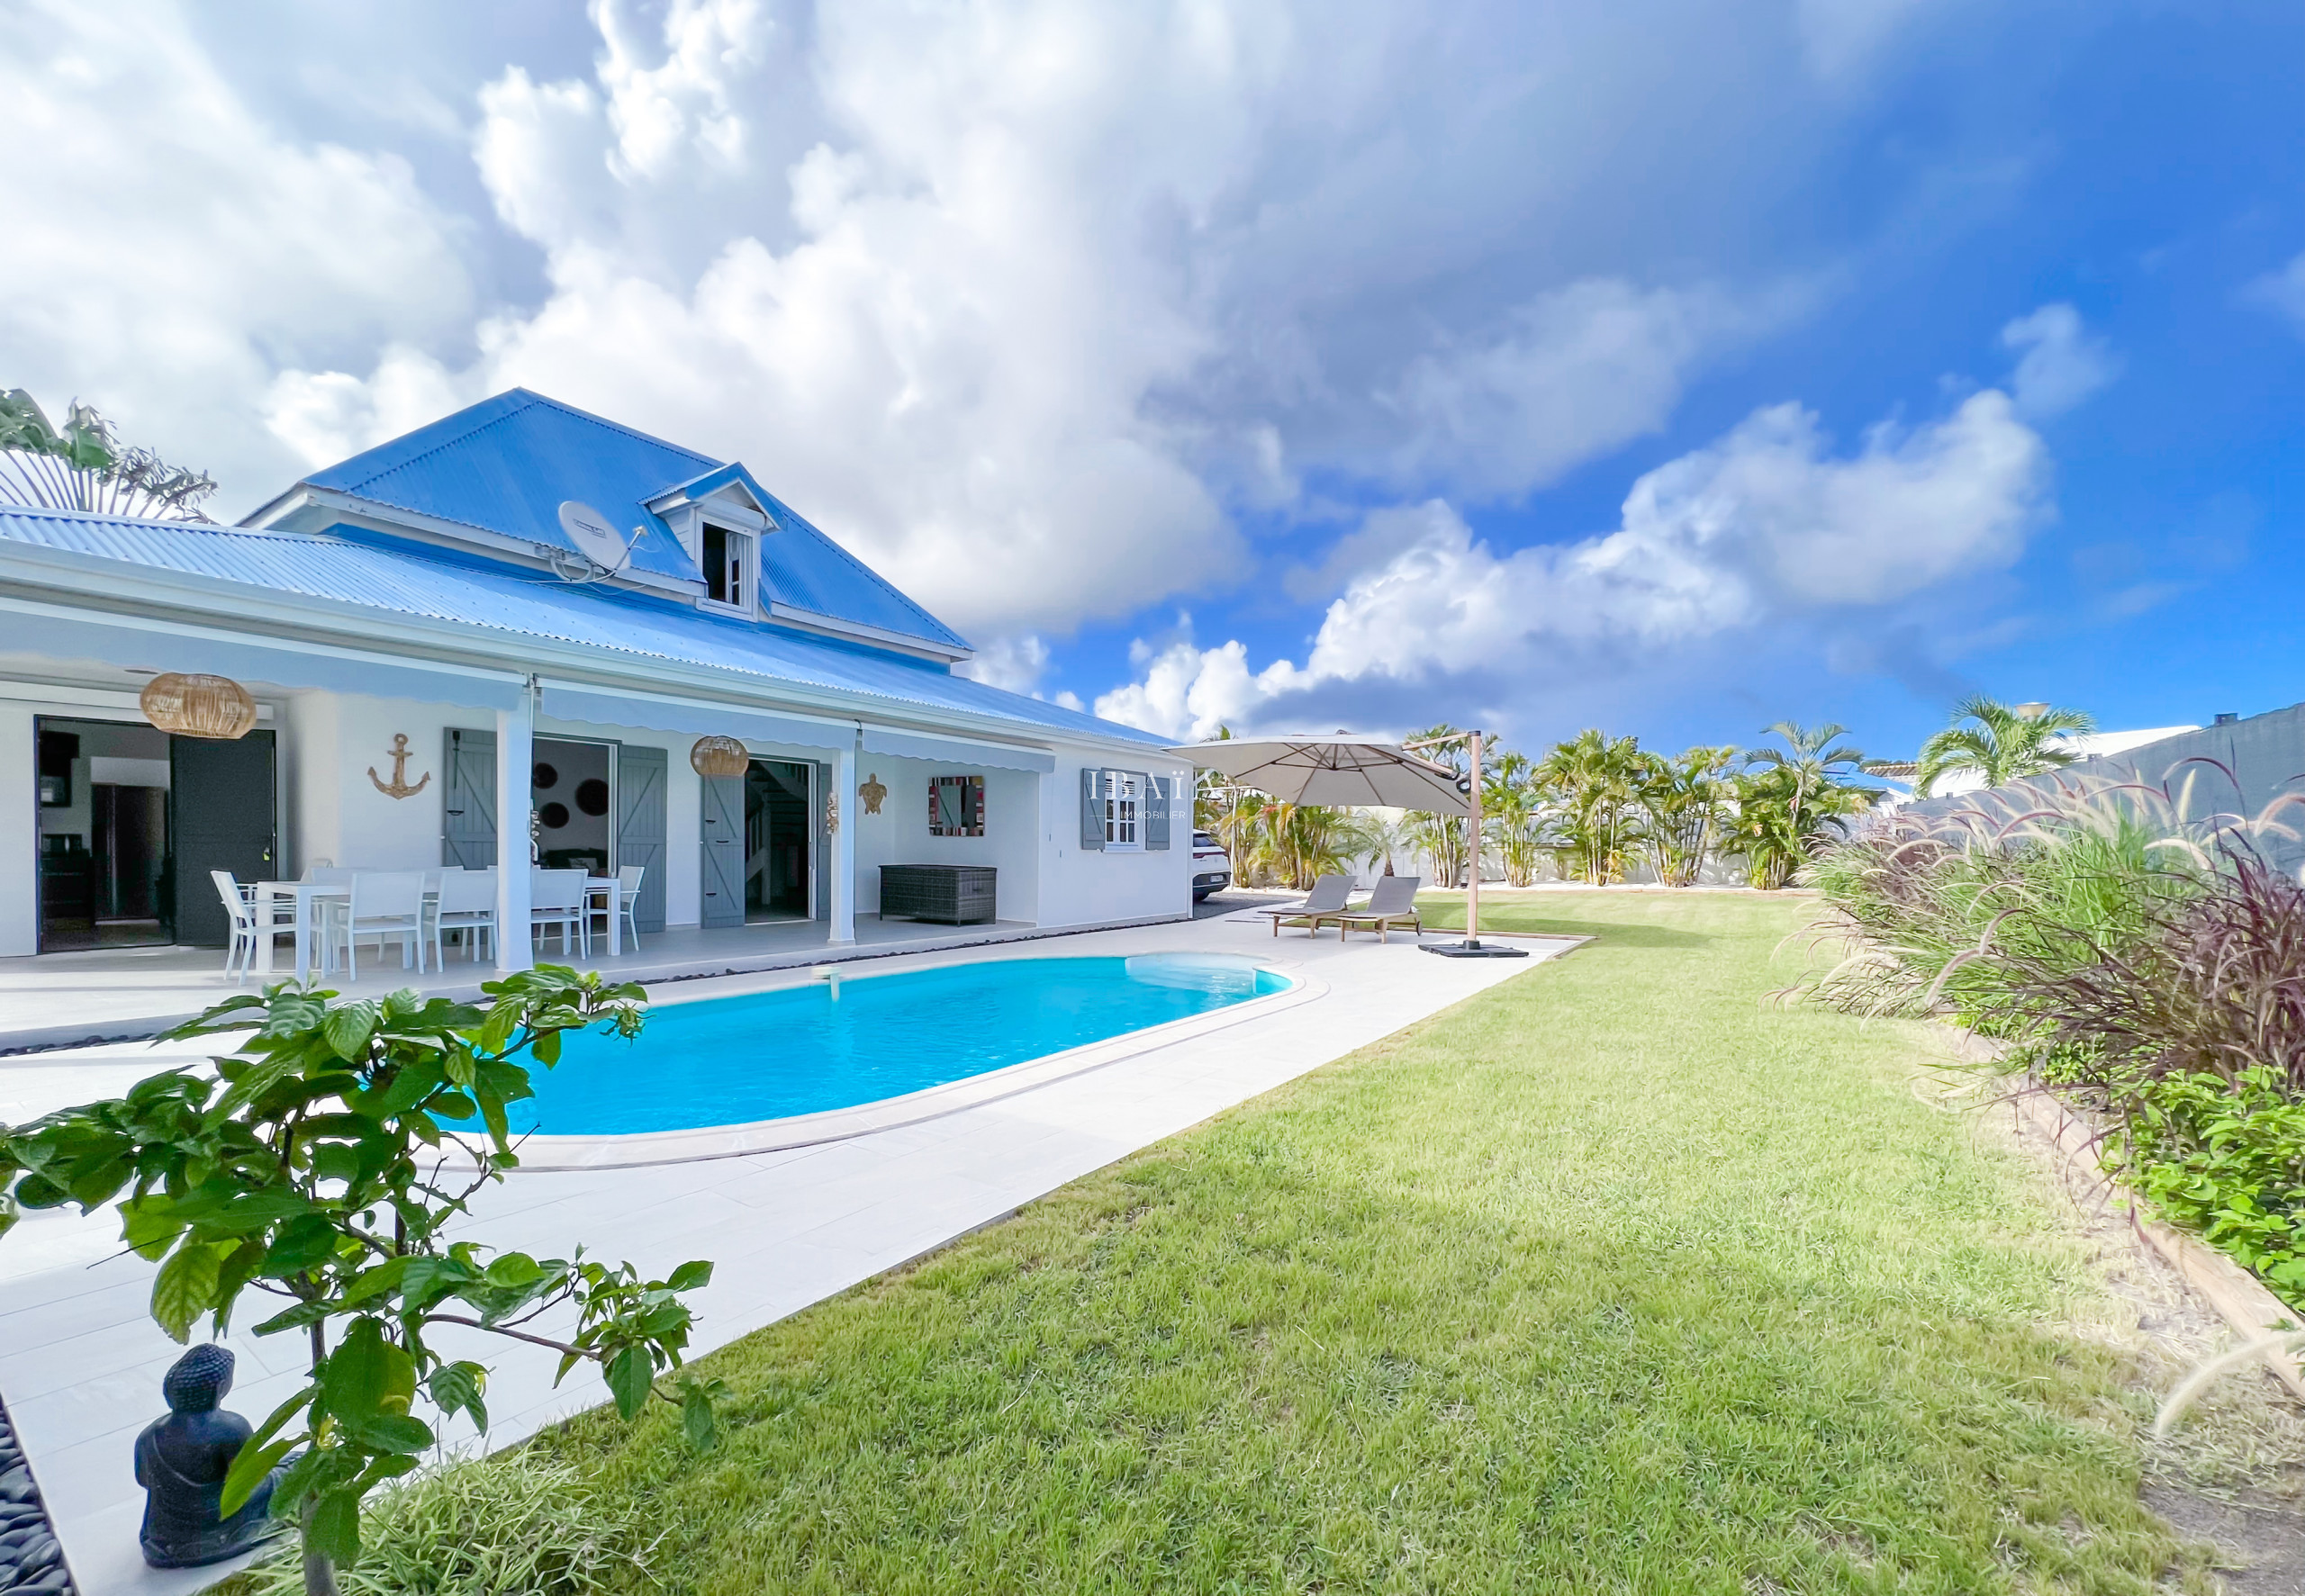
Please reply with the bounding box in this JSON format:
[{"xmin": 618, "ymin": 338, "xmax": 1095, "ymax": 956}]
[{"xmin": 367, "ymin": 733, "xmax": 433, "ymax": 799}]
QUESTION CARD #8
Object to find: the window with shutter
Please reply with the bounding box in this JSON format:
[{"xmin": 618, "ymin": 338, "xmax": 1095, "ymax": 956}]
[{"xmin": 1079, "ymin": 768, "xmax": 1105, "ymax": 850}]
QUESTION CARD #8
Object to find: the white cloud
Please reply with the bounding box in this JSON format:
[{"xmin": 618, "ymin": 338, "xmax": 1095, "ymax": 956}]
[
  {"xmin": 0, "ymin": 0, "xmax": 474, "ymax": 491},
  {"xmin": 2243, "ymin": 249, "xmax": 2305, "ymax": 338},
  {"xmin": 953, "ymin": 634, "xmax": 1051, "ymax": 694},
  {"xmin": 284, "ymin": 0, "xmax": 1247, "ymax": 636},
  {"xmin": 1, "ymin": 0, "xmax": 2068, "ymax": 670},
  {"xmin": 596, "ymin": 0, "xmax": 767, "ymax": 181},
  {"xmin": 2000, "ymin": 302, "xmax": 2120, "ymax": 418},
  {"xmin": 1097, "ymin": 388, "xmax": 2049, "ymax": 738},
  {"xmin": 240, "ymin": 0, "xmax": 1879, "ymax": 638},
  {"xmin": 1381, "ymin": 278, "xmax": 1793, "ymax": 500}
]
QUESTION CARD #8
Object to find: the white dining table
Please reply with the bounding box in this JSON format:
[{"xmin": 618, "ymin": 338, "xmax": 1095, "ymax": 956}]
[
  {"xmin": 583, "ymin": 875, "xmax": 621, "ymax": 957},
  {"xmin": 249, "ymin": 880, "xmax": 348, "ymax": 983}
]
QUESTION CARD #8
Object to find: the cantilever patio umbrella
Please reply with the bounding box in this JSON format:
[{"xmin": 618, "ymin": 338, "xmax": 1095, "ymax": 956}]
[
  {"xmin": 1166, "ymin": 737, "xmax": 1471, "ymax": 813},
  {"xmin": 1167, "ymin": 736, "xmax": 1524, "ymax": 957}
]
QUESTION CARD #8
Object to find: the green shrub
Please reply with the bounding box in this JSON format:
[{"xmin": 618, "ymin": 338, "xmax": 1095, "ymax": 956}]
[
  {"xmin": 1798, "ymin": 786, "xmax": 2192, "ymax": 1042},
  {"xmin": 2116, "ymin": 1067, "xmax": 2305, "ymax": 1312},
  {"xmin": 243, "ymin": 1449, "xmax": 644, "ymax": 1596},
  {"xmin": 1801, "ymin": 767, "xmax": 2305, "ymax": 1312}
]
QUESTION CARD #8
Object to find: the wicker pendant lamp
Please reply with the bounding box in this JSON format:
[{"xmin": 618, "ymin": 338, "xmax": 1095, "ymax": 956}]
[
  {"xmin": 689, "ymin": 735, "xmax": 750, "ymax": 777},
  {"xmin": 140, "ymin": 672, "xmax": 258, "ymax": 740}
]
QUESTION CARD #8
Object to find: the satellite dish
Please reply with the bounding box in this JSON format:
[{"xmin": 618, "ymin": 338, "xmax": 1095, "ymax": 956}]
[{"xmin": 556, "ymin": 500, "xmax": 631, "ymax": 575}]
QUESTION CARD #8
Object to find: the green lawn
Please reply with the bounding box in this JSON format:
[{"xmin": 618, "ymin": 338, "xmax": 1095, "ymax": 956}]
[{"xmin": 546, "ymin": 892, "xmax": 2193, "ymax": 1593}]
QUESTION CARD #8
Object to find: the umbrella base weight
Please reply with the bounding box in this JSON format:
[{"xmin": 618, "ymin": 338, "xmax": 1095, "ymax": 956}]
[{"xmin": 1420, "ymin": 939, "xmax": 1530, "ymax": 959}]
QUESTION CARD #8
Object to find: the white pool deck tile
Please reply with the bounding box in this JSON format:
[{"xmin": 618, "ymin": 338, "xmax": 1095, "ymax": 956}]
[{"xmin": 0, "ymin": 912, "xmax": 1577, "ymax": 1596}]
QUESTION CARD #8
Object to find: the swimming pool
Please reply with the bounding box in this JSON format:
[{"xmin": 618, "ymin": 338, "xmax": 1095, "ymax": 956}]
[{"xmin": 498, "ymin": 953, "xmax": 1293, "ymax": 1137}]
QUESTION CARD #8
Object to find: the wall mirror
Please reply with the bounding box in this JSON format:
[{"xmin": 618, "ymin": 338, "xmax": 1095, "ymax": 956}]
[{"xmin": 929, "ymin": 774, "xmax": 985, "ymax": 837}]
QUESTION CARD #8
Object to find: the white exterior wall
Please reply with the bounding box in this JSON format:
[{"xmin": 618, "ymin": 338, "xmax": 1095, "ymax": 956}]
[
  {"xmin": 286, "ymin": 692, "xmax": 465, "ymax": 875},
  {"xmin": 852, "ymin": 756, "xmax": 1041, "ymax": 923},
  {"xmin": 1035, "ymin": 753, "xmax": 1196, "ymax": 929}
]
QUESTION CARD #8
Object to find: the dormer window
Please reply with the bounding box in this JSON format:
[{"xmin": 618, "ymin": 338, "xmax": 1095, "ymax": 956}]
[{"xmin": 701, "ymin": 523, "xmax": 752, "ymax": 614}]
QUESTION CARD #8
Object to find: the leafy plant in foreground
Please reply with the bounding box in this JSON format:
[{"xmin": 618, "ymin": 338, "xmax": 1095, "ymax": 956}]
[
  {"xmin": 240, "ymin": 1447, "xmax": 642, "ymax": 1596},
  {"xmin": 0, "ymin": 969, "xmax": 719, "ymax": 1596}
]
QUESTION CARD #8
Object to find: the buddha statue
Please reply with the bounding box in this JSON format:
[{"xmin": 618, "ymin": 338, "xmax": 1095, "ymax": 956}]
[{"xmin": 133, "ymin": 1345, "xmax": 289, "ymax": 1569}]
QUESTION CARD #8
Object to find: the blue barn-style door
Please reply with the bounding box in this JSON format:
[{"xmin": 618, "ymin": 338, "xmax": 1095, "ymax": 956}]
[
  {"xmin": 440, "ymin": 728, "xmax": 497, "ymax": 869},
  {"xmin": 700, "ymin": 772, "xmax": 745, "ymax": 928},
  {"xmin": 616, "ymin": 745, "xmax": 667, "ymax": 933}
]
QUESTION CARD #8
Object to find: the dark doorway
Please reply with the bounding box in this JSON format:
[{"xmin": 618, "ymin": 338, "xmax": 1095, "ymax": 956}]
[
  {"xmin": 36, "ymin": 716, "xmax": 177, "ymax": 951},
  {"xmin": 171, "ymin": 732, "xmax": 278, "ymax": 948},
  {"xmin": 745, "ymin": 760, "xmax": 811, "ymax": 921},
  {"xmin": 532, "ymin": 737, "xmax": 612, "ymax": 874}
]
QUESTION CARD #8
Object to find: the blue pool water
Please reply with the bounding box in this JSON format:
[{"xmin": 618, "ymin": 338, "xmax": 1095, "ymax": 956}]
[{"xmin": 498, "ymin": 954, "xmax": 1290, "ymax": 1136}]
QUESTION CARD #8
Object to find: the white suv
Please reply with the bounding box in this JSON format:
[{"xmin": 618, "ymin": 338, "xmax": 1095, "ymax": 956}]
[{"xmin": 1191, "ymin": 829, "xmax": 1232, "ymax": 901}]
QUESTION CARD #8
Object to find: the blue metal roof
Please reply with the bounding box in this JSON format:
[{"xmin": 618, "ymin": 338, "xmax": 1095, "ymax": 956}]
[
  {"xmin": 0, "ymin": 509, "xmax": 1160, "ymax": 748},
  {"xmin": 277, "ymin": 389, "xmax": 971, "ymax": 654}
]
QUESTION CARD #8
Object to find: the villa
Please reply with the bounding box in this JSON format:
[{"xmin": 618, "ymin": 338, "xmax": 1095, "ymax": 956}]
[{"xmin": 0, "ymin": 389, "xmax": 1194, "ymax": 970}]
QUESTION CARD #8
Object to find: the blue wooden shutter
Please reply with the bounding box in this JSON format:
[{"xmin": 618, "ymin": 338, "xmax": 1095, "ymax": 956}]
[
  {"xmin": 615, "ymin": 744, "xmax": 667, "ymax": 932},
  {"xmin": 441, "ymin": 728, "xmax": 497, "ymax": 869},
  {"xmin": 700, "ymin": 773, "xmax": 746, "ymax": 927},
  {"xmin": 1145, "ymin": 773, "xmax": 1171, "ymax": 851},
  {"xmin": 1079, "ymin": 768, "xmax": 1105, "ymax": 850}
]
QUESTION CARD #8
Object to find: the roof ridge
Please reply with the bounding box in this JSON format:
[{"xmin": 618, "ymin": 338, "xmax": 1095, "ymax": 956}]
[
  {"xmin": 335, "ymin": 393, "xmax": 547, "ymax": 492},
  {"xmin": 506, "ymin": 388, "xmax": 722, "ymax": 469},
  {"xmin": 330, "ymin": 391, "xmax": 721, "ymax": 499}
]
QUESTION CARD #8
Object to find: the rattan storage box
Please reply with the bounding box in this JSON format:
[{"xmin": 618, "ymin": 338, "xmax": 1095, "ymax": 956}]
[{"xmin": 878, "ymin": 864, "xmax": 997, "ymax": 924}]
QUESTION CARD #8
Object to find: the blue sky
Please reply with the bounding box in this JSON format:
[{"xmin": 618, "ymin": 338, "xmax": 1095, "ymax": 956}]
[{"xmin": 4, "ymin": 0, "xmax": 2300, "ymax": 762}]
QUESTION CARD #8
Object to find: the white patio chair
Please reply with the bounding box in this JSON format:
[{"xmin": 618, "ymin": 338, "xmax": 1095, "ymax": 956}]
[
  {"xmin": 321, "ymin": 870, "xmax": 429, "ymax": 978},
  {"xmin": 592, "ymin": 863, "xmax": 646, "ymax": 951},
  {"xmin": 431, "ymin": 868, "xmax": 498, "ymax": 964},
  {"xmin": 530, "ymin": 868, "xmax": 588, "ymax": 957},
  {"xmin": 211, "ymin": 870, "xmax": 265, "ymax": 982}
]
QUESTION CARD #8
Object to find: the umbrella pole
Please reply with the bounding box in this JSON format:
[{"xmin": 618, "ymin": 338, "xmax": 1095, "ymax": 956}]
[{"xmin": 1467, "ymin": 728, "xmax": 1482, "ymax": 949}]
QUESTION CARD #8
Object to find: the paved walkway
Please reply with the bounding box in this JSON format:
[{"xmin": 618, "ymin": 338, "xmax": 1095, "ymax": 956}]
[{"xmin": 0, "ymin": 909, "xmax": 1577, "ymax": 1596}]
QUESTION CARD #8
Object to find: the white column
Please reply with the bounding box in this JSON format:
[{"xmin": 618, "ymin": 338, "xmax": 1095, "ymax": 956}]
[
  {"xmin": 829, "ymin": 741, "xmax": 856, "ymax": 944},
  {"xmin": 494, "ymin": 688, "xmax": 534, "ymax": 973},
  {"xmin": 0, "ymin": 704, "xmax": 36, "ymax": 956}
]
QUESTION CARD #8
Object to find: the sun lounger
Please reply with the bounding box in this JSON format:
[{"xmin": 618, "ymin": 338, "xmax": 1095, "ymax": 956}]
[
  {"xmin": 1332, "ymin": 875, "xmax": 1425, "ymax": 942},
  {"xmin": 1253, "ymin": 874, "xmax": 1354, "ymax": 936}
]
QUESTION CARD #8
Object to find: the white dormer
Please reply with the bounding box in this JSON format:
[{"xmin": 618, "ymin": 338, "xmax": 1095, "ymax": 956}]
[{"xmin": 647, "ymin": 478, "xmax": 776, "ymax": 618}]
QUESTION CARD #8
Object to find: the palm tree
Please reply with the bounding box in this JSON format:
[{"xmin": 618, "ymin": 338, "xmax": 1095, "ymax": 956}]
[
  {"xmin": 0, "ymin": 389, "xmax": 216, "ymax": 520},
  {"xmin": 1731, "ymin": 763, "xmax": 1874, "ymax": 888},
  {"xmin": 1538, "ymin": 729, "xmax": 1646, "ymax": 884},
  {"xmin": 1638, "ymin": 745, "xmax": 1738, "ymax": 886},
  {"xmin": 1482, "ymin": 751, "xmax": 1549, "ymax": 887},
  {"xmin": 1742, "ymin": 721, "xmax": 1868, "ymax": 840},
  {"xmin": 1351, "ymin": 809, "xmax": 1417, "ymax": 879},
  {"xmin": 1913, "ymin": 696, "xmax": 2096, "ymax": 796}
]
